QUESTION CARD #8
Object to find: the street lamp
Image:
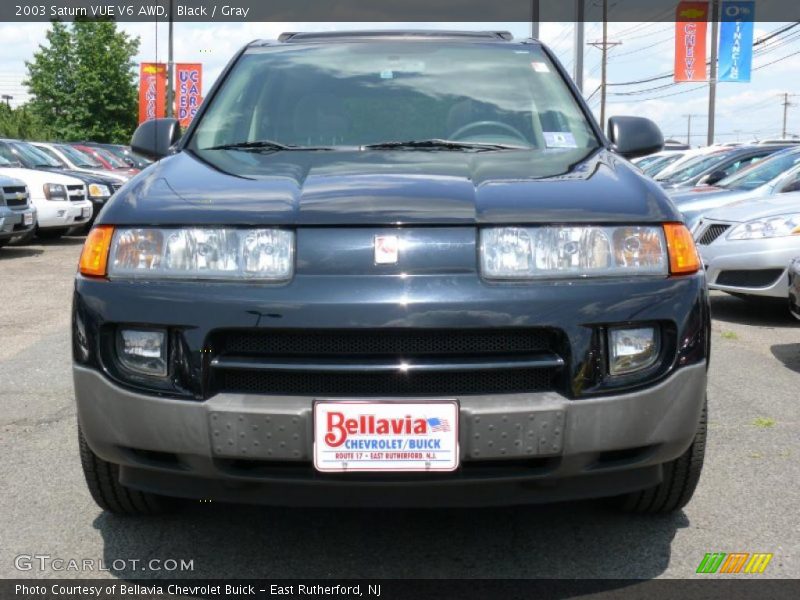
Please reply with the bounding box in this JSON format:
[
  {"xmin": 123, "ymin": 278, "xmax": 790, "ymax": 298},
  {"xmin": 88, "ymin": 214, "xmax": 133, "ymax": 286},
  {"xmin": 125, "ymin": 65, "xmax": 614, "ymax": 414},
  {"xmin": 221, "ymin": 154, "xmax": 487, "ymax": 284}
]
[{"xmin": 1, "ymin": 95, "xmax": 12, "ymax": 108}]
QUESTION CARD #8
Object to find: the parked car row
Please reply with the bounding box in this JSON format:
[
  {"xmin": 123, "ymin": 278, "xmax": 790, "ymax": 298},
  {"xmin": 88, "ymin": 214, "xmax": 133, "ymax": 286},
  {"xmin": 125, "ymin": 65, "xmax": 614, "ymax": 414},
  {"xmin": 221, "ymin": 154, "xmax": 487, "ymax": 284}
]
[
  {"xmin": 635, "ymin": 142, "xmax": 800, "ymax": 316},
  {"xmin": 0, "ymin": 139, "xmax": 150, "ymax": 242}
]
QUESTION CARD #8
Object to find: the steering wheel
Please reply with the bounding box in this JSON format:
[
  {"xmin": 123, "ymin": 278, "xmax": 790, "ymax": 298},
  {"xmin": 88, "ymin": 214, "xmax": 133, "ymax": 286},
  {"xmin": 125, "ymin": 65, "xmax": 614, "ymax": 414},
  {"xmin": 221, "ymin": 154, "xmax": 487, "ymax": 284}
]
[{"xmin": 449, "ymin": 120, "xmax": 529, "ymax": 143}]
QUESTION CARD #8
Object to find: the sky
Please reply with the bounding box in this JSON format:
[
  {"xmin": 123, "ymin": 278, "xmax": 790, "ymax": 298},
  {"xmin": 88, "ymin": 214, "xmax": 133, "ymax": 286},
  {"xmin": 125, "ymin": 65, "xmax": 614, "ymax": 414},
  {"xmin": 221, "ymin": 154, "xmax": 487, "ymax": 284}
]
[{"xmin": 0, "ymin": 20, "xmax": 798, "ymax": 145}]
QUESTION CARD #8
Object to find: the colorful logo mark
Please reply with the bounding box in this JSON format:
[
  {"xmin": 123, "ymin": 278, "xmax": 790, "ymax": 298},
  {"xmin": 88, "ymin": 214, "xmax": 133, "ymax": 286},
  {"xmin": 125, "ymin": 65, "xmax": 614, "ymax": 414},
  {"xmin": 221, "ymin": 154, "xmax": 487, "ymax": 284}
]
[
  {"xmin": 679, "ymin": 8, "xmax": 707, "ymax": 19},
  {"xmin": 697, "ymin": 552, "xmax": 773, "ymax": 574}
]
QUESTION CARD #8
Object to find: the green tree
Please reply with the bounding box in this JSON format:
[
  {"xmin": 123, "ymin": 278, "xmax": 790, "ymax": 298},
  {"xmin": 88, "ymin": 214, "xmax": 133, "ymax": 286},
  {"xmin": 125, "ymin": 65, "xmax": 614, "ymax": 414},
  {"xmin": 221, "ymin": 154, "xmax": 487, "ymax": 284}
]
[
  {"xmin": 0, "ymin": 104, "xmax": 51, "ymax": 140},
  {"xmin": 25, "ymin": 19, "xmax": 139, "ymax": 143}
]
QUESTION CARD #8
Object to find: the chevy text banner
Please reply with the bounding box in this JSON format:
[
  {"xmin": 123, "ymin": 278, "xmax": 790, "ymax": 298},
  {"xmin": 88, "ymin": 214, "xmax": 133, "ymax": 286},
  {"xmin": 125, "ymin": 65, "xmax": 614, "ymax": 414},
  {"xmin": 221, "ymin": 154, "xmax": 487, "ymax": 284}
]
[
  {"xmin": 674, "ymin": 1, "xmax": 709, "ymax": 83},
  {"xmin": 4, "ymin": 0, "xmax": 800, "ymax": 22},
  {"xmin": 138, "ymin": 62, "xmax": 167, "ymax": 124},
  {"xmin": 719, "ymin": 0, "xmax": 756, "ymax": 82}
]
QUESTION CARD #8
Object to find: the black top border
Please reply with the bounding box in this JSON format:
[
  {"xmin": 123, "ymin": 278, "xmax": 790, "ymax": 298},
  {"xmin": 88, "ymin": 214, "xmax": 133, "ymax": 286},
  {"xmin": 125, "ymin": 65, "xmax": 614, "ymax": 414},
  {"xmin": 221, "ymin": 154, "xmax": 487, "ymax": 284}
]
[{"xmin": 3, "ymin": 0, "xmax": 798, "ymax": 23}]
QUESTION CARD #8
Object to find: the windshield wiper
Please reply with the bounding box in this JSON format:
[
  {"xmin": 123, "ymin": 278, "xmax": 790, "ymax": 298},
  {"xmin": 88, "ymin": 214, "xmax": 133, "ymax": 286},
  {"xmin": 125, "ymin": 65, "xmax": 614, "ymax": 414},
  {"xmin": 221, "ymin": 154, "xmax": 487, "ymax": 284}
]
[
  {"xmin": 362, "ymin": 139, "xmax": 530, "ymax": 152},
  {"xmin": 203, "ymin": 140, "xmax": 333, "ymax": 152}
]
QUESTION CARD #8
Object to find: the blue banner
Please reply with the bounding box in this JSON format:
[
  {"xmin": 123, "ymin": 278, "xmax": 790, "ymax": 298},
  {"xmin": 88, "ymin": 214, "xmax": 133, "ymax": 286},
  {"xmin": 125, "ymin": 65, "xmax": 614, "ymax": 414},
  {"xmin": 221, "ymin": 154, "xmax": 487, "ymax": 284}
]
[{"xmin": 719, "ymin": 1, "xmax": 755, "ymax": 82}]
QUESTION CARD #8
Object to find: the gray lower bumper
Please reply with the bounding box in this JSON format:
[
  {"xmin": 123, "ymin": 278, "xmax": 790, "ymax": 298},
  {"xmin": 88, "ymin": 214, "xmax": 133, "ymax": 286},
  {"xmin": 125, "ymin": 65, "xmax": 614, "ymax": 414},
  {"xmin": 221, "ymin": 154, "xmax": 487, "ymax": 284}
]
[
  {"xmin": 0, "ymin": 207, "xmax": 35, "ymax": 241},
  {"xmin": 74, "ymin": 363, "xmax": 706, "ymax": 504}
]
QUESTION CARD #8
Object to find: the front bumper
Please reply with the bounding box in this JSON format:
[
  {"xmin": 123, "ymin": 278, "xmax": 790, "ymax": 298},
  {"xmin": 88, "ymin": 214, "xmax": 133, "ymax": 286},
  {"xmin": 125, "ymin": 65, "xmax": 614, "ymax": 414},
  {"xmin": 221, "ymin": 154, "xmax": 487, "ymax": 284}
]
[
  {"xmin": 34, "ymin": 198, "xmax": 92, "ymax": 230},
  {"xmin": 0, "ymin": 206, "xmax": 35, "ymax": 241},
  {"xmin": 75, "ymin": 362, "xmax": 706, "ymax": 506},
  {"xmin": 697, "ymin": 223, "xmax": 800, "ymax": 298}
]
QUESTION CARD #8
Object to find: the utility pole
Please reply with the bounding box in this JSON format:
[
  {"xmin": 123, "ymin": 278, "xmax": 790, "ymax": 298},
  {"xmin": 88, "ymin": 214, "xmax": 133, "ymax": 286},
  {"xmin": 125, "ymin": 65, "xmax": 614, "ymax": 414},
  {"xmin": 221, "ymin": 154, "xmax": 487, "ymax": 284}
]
[
  {"xmin": 683, "ymin": 114, "xmax": 700, "ymax": 146},
  {"xmin": 588, "ymin": 0, "xmax": 621, "ymax": 129},
  {"xmin": 531, "ymin": 0, "xmax": 539, "ymax": 39},
  {"xmin": 166, "ymin": 0, "xmax": 175, "ymax": 118},
  {"xmin": 1, "ymin": 95, "xmax": 11, "ymax": 108},
  {"xmin": 780, "ymin": 93, "xmax": 798, "ymax": 139},
  {"xmin": 573, "ymin": 0, "xmax": 585, "ymax": 93},
  {"xmin": 707, "ymin": 0, "xmax": 720, "ymax": 145}
]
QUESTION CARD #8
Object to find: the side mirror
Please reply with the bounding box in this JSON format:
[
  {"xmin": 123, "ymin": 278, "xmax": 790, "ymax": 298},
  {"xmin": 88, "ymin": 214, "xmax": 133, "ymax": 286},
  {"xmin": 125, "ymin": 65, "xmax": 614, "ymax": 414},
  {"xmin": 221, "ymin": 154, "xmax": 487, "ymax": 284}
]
[
  {"xmin": 703, "ymin": 170, "xmax": 728, "ymax": 186},
  {"xmin": 131, "ymin": 118, "xmax": 181, "ymax": 160},
  {"xmin": 607, "ymin": 116, "xmax": 664, "ymax": 160}
]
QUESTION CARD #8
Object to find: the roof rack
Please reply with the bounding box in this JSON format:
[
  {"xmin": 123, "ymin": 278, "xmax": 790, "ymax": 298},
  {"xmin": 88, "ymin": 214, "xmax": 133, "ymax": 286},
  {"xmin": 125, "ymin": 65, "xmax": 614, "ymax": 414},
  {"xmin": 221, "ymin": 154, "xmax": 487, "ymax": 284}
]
[{"xmin": 277, "ymin": 30, "xmax": 514, "ymax": 43}]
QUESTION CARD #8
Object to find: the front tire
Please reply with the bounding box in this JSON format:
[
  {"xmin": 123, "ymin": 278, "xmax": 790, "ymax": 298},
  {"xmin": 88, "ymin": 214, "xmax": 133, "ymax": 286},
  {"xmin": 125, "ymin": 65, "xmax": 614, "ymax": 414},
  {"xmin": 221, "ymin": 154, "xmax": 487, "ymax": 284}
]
[
  {"xmin": 614, "ymin": 398, "xmax": 707, "ymax": 514},
  {"xmin": 78, "ymin": 426, "xmax": 173, "ymax": 515}
]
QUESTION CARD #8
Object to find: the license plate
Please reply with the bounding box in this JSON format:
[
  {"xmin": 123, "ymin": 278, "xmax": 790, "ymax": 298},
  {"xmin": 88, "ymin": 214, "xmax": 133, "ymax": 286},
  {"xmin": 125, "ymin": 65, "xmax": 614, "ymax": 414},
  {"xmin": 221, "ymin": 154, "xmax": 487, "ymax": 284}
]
[
  {"xmin": 313, "ymin": 400, "xmax": 459, "ymax": 473},
  {"xmin": 23, "ymin": 213, "xmax": 33, "ymax": 226},
  {"xmin": 81, "ymin": 207, "xmax": 91, "ymax": 218}
]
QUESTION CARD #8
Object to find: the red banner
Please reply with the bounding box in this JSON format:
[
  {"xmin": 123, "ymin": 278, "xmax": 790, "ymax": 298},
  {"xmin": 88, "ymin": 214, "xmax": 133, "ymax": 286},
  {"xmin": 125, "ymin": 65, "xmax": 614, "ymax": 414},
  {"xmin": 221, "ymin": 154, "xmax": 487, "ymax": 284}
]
[
  {"xmin": 674, "ymin": 1, "xmax": 709, "ymax": 82},
  {"xmin": 175, "ymin": 63, "xmax": 203, "ymax": 128},
  {"xmin": 138, "ymin": 63, "xmax": 167, "ymax": 124}
]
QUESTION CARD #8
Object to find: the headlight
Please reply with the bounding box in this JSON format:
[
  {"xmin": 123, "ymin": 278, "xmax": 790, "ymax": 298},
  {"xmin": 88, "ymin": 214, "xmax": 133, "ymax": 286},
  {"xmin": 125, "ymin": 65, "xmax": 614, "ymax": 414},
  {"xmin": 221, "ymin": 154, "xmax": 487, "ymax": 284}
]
[
  {"xmin": 43, "ymin": 183, "xmax": 67, "ymax": 201},
  {"xmin": 87, "ymin": 183, "xmax": 111, "ymax": 199},
  {"xmin": 726, "ymin": 213, "xmax": 800, "ymax": 240},
  {"xmin": 108, "ymin": 227, "xmax": 294, "ymax": 281},
  {"xmin": 480, "ymin": 226, "xmax": 668, "ymax": 279}
]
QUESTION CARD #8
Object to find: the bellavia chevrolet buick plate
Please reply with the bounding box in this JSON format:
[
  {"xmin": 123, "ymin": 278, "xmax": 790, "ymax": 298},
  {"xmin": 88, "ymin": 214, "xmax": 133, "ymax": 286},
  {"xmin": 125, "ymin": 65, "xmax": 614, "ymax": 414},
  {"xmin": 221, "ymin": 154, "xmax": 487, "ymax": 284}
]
[{"xmin": 72, "ymin": 30, "xmax": 710, "ymax": 514}]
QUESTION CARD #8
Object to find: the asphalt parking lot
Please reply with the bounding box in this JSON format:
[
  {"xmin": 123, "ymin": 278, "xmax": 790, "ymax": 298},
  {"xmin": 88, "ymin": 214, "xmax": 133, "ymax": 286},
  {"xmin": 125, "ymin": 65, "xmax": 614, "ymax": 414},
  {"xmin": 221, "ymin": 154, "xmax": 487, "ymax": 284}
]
[{"xmin": 0, "ymin": 236, "xmax": 798, "ymax": 580}]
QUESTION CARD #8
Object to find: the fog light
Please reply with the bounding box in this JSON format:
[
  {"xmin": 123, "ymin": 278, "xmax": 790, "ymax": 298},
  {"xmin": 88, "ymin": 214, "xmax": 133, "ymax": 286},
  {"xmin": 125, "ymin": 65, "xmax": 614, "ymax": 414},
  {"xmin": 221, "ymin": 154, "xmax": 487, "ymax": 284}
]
[
  {"xmin": 608, "ymin": 326, "xmax": 658, "ymax": 375},
  {"xmin": 117, "ymin": 329, "xmax": 167, "ymax": 376}
]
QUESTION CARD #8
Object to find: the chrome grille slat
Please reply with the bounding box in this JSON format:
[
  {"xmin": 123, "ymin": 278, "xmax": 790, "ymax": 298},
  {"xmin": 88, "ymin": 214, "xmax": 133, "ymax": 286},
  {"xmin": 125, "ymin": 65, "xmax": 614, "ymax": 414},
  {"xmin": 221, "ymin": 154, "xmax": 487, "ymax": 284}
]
[
  {"xmin": 67, "ymin": 184, "xmax": 86, "ymax": 202},
  {"xmin": 208, "ymin": 329, "xmax": 563, "ymax": 397},
  {"xmin": 697, "ymin": 223, "xmax": 730, "ymax": 245},
  {"xmin": 2, "ymin": 185, "xmax": 29, "ymax": 209}
]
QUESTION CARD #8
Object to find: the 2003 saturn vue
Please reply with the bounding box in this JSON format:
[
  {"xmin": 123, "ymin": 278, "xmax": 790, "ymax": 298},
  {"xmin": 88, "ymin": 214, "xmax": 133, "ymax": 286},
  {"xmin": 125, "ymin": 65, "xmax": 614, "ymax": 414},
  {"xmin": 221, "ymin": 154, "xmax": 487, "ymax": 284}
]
[{"xmin": 73, "ymin": 31, "xmax": 709, "ymax": 515}]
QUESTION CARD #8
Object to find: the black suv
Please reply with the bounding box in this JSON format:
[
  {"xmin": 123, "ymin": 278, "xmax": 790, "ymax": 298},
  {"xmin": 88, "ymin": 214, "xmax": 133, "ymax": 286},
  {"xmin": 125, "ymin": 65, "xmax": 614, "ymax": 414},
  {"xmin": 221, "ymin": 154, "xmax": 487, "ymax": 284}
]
[{"xmin": 73, "ymin": 31, "xmax": 709, "ymax": 515}]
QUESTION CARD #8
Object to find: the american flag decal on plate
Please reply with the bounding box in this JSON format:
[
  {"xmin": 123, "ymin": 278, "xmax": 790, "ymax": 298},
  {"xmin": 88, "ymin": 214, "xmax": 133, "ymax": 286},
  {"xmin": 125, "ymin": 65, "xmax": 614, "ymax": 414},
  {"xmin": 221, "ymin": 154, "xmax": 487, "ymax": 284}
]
[{"xmin": 426, "ymin": 417, "xmax": 450, "ymax": 432}]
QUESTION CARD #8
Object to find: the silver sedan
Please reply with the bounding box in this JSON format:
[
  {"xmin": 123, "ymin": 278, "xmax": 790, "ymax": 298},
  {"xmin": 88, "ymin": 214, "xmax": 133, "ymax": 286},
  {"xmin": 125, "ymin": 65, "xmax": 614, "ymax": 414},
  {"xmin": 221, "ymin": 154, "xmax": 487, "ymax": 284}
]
[{"xmin": 693, "ymin": 193, "xmax": 800, "ymax": 299}]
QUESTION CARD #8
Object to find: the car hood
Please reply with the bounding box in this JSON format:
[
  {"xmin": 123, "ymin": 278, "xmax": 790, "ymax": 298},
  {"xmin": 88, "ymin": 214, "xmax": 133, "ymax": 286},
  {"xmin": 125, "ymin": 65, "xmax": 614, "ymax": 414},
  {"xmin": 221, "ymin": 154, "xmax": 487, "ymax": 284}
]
[
  {"xmin": 33, "ymin": 166, "xmax": 122, "ymax": 186},
  {"xmin": 0, "ymin": 174, "xmax": 26, "ymax": 188},
  {"xmin": 0, "ymin": 166, "xmax": 84, "ymax": 187},
  {"xmin": 99, "ymin": 148, "xmax": 680, "ymax": 226},
  {"xmin": 670, "ymin": 187, "xmax": 756, "ymax": 212},
  {"xmin": 702, "ymin": 192, "xmax": 800, "ymax": 223}
]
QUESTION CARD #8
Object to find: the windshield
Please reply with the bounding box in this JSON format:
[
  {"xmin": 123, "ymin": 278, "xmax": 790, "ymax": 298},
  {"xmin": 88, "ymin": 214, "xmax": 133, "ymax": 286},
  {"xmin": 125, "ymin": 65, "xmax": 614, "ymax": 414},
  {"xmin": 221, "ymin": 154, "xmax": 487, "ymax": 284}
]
[
  {"xmin": 635, "ymin": 154, "xmax": 665, "ymax": 168},
  {"xmin": 643, "ymin": 154, "xmax": 682, "ymax": 176},
  {"xmin": 657, "ymin": 152, "xmax": 730, "ymax": 184},
  {"xmin": 0, "ymin": 153, "xmax": 16, "ymax": 167},
  {"xmin": 56, "ymin": 144, "xmax": 103, "ymax": 168},
  {"xmin": 9, "ymin": 141, "xmax": 62, "ymax": 168},
  {"xmin": 189, "ymin": 42, "xmax": 599, "ymax": 157},
  {"xmin": 91, "ymin": 146, "xmax": 128, "ymax": 168},
  {"xmin": 0, "ymin": 142, "xmax": 40, "ymax": 168},
  {"xmin": 33, "ymin": 145, "xmax": 68, "ymax": 167},
  {"xmin": 717, "ymin": 148, "xmax": 800, "ymax": 190}
]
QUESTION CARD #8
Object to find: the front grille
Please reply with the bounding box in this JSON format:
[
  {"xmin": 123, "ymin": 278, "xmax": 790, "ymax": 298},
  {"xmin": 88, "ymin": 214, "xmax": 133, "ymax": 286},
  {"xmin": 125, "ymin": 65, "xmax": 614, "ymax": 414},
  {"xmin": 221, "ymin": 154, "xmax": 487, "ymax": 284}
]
[
  {"xmin": 219, "ymin": 329, "xmax": 554, "ymax": 357},
  {"xmin": 209, "ymin": 329, "xmax": 562, "ymax": 397},
  {"xmin": 67, "ymin": 184, "xmax": 86, "ymax": 202},
  {"xmin": 697, "ymin": 223, "xmax": 730, "ymax": 245},
  {"xmin": 715, "ymin": 269, "xmax": 784, "ymax": 288},
  {"xmin": 216, "ymin": 367, "xmax": 557, "ymax": 397},
  {"xmin": 110, "ymin": 183, "xmax": 122, "ymax": 193},
  {"xmin": 2, "ymin": 186, "xmax": 28, "ymax": 209}
]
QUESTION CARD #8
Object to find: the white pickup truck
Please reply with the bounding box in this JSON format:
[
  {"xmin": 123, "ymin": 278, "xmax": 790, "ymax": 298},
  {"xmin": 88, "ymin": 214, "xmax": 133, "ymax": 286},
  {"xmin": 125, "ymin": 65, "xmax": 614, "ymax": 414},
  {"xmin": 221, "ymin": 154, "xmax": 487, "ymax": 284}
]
[{"xmin": 0, "ymin": 152, "xmax": 92, "ymax": 238}]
